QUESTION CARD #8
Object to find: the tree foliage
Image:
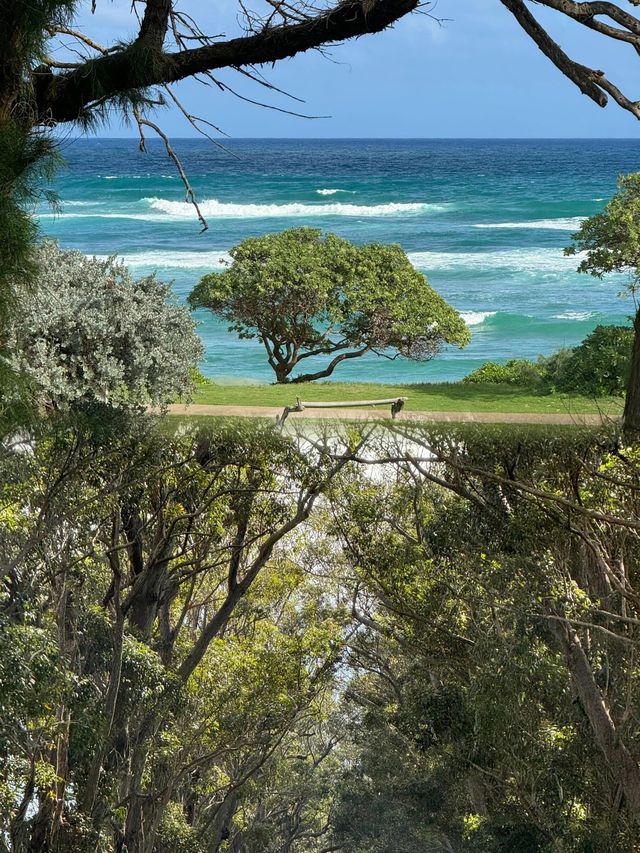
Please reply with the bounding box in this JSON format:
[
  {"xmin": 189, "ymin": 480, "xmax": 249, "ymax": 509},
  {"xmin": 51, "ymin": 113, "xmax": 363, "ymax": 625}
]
[
  {"xmin": 8, "ymin": 241, "xmax": 203, "ymax": 411},
  {"xmin": 189, "ymin": 228, "xmax": 469, "ymax": 383},
  {"xmin": 464, "ymin": 325, "xmax": 633, "ymax": 398},
  {"xmin": 0, "ymin": 414, "xmax": 356, "ymax": 853},
  {"xmin": 567, "ymin": 173, "xmax": 640, "ymax": 431},
  {"xmin": 554, "ymin": 325, "xmax": 633, "ymax": 397},
  {"xmin": 323, "ymin": 423, "xmax": 640, "ymax": 850}
]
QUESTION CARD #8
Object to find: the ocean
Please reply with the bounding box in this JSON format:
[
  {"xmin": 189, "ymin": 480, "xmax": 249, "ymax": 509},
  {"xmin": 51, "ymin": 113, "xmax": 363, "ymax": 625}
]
[{"xmin": 38, "ymin": 137, "xmax": 640, "ymax": 384}]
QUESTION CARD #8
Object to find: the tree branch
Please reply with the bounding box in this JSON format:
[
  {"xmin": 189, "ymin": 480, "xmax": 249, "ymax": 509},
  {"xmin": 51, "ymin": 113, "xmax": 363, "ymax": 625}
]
[
  {"xmin": 34, "ymin": 0, "xmax": 420, "ymax": 123},
  {"xmin": 501, "ymin": 0, "xmax": 640, "ymax": 118}
]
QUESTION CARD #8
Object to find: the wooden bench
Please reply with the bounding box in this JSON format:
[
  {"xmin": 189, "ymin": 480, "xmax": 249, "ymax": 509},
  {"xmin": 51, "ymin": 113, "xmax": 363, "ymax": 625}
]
[{"xmin": 276, "ymin": 396, "xmax": 408, "ymax": 427}]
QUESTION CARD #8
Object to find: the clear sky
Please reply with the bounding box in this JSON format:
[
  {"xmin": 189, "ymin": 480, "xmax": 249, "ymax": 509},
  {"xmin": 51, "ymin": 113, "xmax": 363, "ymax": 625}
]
[{"xmin": 67, "ymin": 0, "xmax": 640, "ymax": 138}]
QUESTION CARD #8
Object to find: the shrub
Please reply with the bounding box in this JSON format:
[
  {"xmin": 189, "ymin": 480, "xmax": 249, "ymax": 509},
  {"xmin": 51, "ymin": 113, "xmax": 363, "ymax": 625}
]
[
  {"xmin": 463, "ymin": 358, "xmax": 544, "ymax": 386},
  {"xmin": 551, "ymin": 325, "xmax": 633, "ymax": 396},
  {"xmin": 9, "ymin": 241, "xmax": 203, "ymax": 410},
  {"xmin": 465, "ymin": 325, "xmax": 632, "ymax": 397}
]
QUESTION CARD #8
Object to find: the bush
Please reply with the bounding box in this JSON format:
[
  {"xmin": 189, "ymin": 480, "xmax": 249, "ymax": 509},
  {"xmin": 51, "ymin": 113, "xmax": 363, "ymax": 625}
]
[
  {"xmin": 550, "ymin": 325, "xmax": 632, "ymax": 396},
  {"xmin": 9, "ymin": 241, "xmax": 203, "ymax": 410},
  {"xmin": 464, "ymin": 325, "xmax": 632, "ymax": 397},
  {"xmin": 463, "ymin": 358, "xmax": 544, "ymax": 386}
]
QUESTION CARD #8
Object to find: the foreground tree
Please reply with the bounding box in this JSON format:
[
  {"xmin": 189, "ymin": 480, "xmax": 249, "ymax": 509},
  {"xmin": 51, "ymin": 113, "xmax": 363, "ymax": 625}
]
[
  {"xmin": 9, "ymin": 241, "xmax": 203, "ymax": 411},
  {"xmin": 325, "ymin": 422, "xmax": 640, "ymax": 847},
  {"xmin": 189, "ymin": 228, "xmax": 469, "ymax": 383},
  {"xmin": 11, "ymin": 1, "xmax": 640, "ymax": 134},
  {"xmin": 566, "ymin": 174, "xmax": 640, "ymax": 433},
  {"xmin": 0, "ymin": 415, "xmax": 357, "ymax": 853}
]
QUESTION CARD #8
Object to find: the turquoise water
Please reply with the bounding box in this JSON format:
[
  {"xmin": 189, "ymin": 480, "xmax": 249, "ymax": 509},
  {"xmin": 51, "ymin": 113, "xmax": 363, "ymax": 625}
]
[{"xmin": 39, "ymin": 138, "xmax": 640, "ymax": 383}]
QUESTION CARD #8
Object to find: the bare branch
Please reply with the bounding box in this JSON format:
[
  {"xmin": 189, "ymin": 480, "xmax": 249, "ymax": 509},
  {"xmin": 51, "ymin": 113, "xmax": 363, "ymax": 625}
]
[
  {"xmin": 501, "ymin": 0, "xmax": 640, "ymax": 118},
  {"xmin": 132, "ymin": 109, "xmax": 209, "ymax": 232},
  {"xmin": 34, "ymin": 0, "xmax": 420, "ymax": 123}
]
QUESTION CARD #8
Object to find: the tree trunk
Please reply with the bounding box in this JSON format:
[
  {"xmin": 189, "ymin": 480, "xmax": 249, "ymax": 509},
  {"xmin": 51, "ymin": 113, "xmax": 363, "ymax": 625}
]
[
  {"xmin": 274, "ymin": 363, "xmax": 292, "ymax": 384},
  {"xmin": 550, "ymin": 618, "xmax": 640, "ymax": 819},
  {"xmin": 623, "ymin": 305, "xmax": 640, "ymax": 436}
]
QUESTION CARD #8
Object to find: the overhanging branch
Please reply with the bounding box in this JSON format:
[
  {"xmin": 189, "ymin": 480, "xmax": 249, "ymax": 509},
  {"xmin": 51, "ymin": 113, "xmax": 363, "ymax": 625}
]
[
  {"xmin": 501, "ymin": 0, "xmax": 640, "ymax": 118},
  {"xmin": 34, "ymin": 0, "xmax": 420, "ymax": 124}
]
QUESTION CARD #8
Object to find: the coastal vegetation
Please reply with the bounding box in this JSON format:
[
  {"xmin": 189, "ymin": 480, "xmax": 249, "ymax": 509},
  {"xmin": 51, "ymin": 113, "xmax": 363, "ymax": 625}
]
[
  {"xmin": 189, "ymin": 228, "xmax": 469, "ymax": 384},
  {"xmin": 566, "ymin": 174, "xmax": 640, "ymax": 432},
  {"xmin": 463, "ymin": 325, "xmax": 633, "ymax": 398},
  {"xmin": 2, "ymin": 414, "xmax": 640, "ymax": 850},
  {"xmin": 9, "ymin": 242, "xmax": 202, "ymax": 412},
  {"xmin": 5, "ymin": 1, "xmax": 640, "ymax": 851}
]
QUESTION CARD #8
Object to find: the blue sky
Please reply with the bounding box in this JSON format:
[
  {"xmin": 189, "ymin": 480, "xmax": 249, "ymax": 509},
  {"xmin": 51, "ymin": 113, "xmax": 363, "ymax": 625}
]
[{"xmin": 68, "ymin": 0, "xmax": 640, "ymax": 138}]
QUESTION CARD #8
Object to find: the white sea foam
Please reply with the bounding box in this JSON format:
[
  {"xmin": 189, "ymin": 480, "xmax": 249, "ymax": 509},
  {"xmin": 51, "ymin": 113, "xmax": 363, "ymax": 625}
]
[
  {"xmin": 97, "ymin": 249, "xmax": 232, "ymax": 269},
  {"xmin": 473, "ymin": 217, "xmax": 584, "ymax": 231},
  {"xmin": 553, "ymin": 310, "xmax": 595, "ymax": 321},
  {"xmin": 103, "ymin": 174, "xmax": 172, "ymax": 180},
  {"xmin": 315, "ymin": 188, "xmax": 354, "ymax": 196},
  {"xmin": 83, "ymin": 246, "xmax": 580, "ymax": 276},
  {"xmin": 37, "ymin": 212, "xmax": 170, "ymax": 222},
  {"xmin": 143, "ymin": 196, "xmax": 437, "ymax": 218},
  {"xmin": 460, "ymin": 311, "xmax": 497, "ymax": 326},
  {"xmin": 408, "ymin": 248, "xmax": 581, "ymax": 274}
]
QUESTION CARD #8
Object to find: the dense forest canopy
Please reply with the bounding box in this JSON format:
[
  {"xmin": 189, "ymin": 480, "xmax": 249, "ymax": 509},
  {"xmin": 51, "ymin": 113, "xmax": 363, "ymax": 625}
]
[{"xmin": 3, "ymin": 418, "xmax": 640, "ymax": 851}]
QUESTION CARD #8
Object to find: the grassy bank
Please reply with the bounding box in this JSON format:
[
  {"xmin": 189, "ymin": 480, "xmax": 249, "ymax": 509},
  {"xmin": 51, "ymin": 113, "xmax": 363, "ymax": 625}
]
[{"xmin": 189, "ymin": 380, "xmax": 623, "ymax": 415}]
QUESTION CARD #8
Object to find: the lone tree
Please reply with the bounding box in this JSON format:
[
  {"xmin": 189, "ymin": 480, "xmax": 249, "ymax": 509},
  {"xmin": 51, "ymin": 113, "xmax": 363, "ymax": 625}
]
[
  {"xmin": 566, "ymin": 173, "xmax": 640, "ymax": 434},
  {"xmin": 189, "ymin": 228, "xmax": 469, "ymax": 383}
]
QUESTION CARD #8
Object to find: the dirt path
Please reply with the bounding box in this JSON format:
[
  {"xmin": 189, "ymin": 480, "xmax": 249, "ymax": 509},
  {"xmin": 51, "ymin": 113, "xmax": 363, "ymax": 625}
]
[{"xmin": 167, "ymin": 404, "xmax": 616, "ymax": 425}]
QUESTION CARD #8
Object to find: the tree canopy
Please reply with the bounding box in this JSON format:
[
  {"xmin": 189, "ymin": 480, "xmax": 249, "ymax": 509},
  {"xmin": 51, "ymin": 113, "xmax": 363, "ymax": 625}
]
[
  {"xmin": 189, "ymin": 228, "xmax": 470, "ymax": 383},
  {"xmin": 4, "ymin": 416, "xmax": 640, "ymax": 850}
]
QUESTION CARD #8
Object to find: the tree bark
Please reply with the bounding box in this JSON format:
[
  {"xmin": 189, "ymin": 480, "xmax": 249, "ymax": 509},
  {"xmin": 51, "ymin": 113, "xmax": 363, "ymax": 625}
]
[
  {"xmin": 623, "ymin": 304, "xmax": 640, "ymax": 435},
  {"xmin": 550, "ymin": 617, "xmax": 640, "ymax": 819},
  {"xmin": 291, "ymin": 347, "xmax": 370, "ymax": 383},
  {"xmin": 274, "ymin": 362, "xmax": 292, "ymax": 384}
]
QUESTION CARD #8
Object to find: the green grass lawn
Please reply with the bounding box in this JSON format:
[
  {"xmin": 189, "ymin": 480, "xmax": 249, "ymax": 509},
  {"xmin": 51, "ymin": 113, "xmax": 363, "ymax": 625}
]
[{"xmin": 189, "ymin": 380, "xmax": 623, "ymax": 415}]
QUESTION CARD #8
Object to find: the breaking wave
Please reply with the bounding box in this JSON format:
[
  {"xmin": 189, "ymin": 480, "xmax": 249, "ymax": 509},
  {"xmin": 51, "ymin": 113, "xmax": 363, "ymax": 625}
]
[
  {"xmin": 143, "ymin": 196, "xmax": 439, "ymax": 218},
  {"xmin": 98, "ymin": 249, "xmax": 231, "ymax": 269},
  {"xmin": 460, "ymin": 311, "xmax": 497, "ymax": 326},
  {"xmin": 553, "ymin": 310, "xmax": 596, "ymax": 321},
  {"xmin": 407, "ymin": 248, "xmax": 582, "ymax": 274},
  {"xmin": 315, "ymin": 188, "xmax": 354, "ymax": 196},
  {"xmin": 473, "ymin": 217, "xmax": 584, "ymax": 231}
]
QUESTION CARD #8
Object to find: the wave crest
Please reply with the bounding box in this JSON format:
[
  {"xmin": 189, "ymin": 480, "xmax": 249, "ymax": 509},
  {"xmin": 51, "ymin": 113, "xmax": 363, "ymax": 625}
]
[
  {"xmin": 553, "ymin": 310, "xmax": 596, "ymax": 321},
  {"xmin": 99, "ymin": 250, "xmax": 231, "ymax": 269},
  {"xmin": 315, "ymin": 188, "xmax": 354, "ymax": 196},
  {"xmin": 408, "ymin": 248, "xmax": 582, "ymax": 274},
  {"xmin": 143, "ymin": 196, "xmax": 438, "ymax": 219},
  {"xmin": 460, "ymin": 311, "xmax": 497, "ymax": 326},
  {"xmin": 474, "ymin": 217, "xmax": 584, "ymax": 231}
]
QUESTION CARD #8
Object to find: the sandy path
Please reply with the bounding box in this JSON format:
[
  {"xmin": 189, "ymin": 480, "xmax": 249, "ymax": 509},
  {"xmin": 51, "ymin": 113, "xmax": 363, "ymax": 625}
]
[{"xmin": 167, "ymin": 404, "xmax": 616, "ymax": 425}]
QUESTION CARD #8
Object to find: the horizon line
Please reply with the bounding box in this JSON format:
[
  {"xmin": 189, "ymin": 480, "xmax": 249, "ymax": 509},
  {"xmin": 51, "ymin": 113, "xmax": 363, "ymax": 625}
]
[{"xmin": 59, "ymin": 135, "xmax": 640, "ymax": 142}]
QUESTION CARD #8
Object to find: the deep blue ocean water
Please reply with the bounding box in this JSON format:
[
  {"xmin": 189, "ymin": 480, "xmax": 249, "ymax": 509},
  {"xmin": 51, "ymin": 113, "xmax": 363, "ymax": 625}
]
[{"xmin": 38, "ymin": 137, "xmax": 640, "ymax": 383}]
